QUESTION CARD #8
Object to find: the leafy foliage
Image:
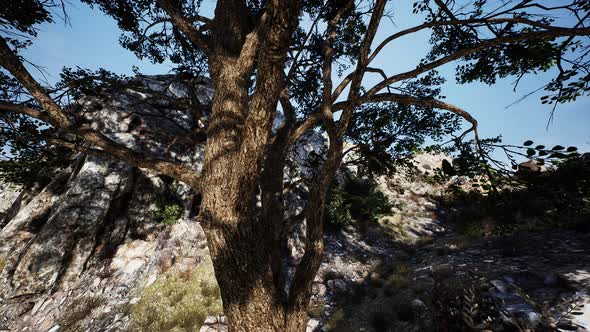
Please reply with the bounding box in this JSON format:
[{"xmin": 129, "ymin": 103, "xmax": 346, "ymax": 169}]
[
  {"xmin": 81, "ymin": 0, "xmax": 208, "ymax": 74},
  {"xmin": 325, "ymin": 185, "xmax": 353, "ymax": 228},
  {"xmin": 151, "ymin": 198, "xmax": 184, "ymax": 225},
  {"xmin": 415, "ymin": 0, "xmax": 590, "ymax": 108},
  {"xmin": 325, "ymin": 177, "xmax": 392, "ymax": 228},
  {"xmin": 3, "ymin": 0, "xmax": 588, "ymax": 192},
  {"xmin": 346, "ymin": 98, "xmax": 461, "ymax": 177},
  {"xmin": 0, "ymin": 67, "xmax": 128, "ymax": 185}
]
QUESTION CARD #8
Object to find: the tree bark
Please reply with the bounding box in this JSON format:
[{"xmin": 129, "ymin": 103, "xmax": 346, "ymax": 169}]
[
  {"xmin": 198, "ymin": 63, "xmax": 287, "ymax": 330},
  {"xmin": 194, "ymin": 2, "xmax": 312, "ymax": 330}
]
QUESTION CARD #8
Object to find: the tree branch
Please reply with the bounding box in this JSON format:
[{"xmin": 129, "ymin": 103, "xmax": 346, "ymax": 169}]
[
  {"xmin": 0, "ymin": 102, "xmax": 51, "ymax": 123},
  {"xmin": 365, "ymin": 26, "xmax": 590, "ymax": 98},
  {"xmin": 0, "ymin": 36, "xmax": 202, "ymax": 189},
  {"xmin": 338, "ymin": 0, "xmax": 387, "ymax": 137},
  {"xmin": 156, "ymin": 0, "xmax": 210, "ymax": 54},
  {"xmin": 368, "ymin": 17, "xmax": 555, "ymax": 65}
]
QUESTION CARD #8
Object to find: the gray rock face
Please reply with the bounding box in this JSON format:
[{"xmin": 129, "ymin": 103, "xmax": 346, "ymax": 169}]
[
  {"xmin": 0, "ymin": 75, "xmax": 212, "ymax": 331},
  {"xmin": 0, "ymin": 181, "xmax": 22, "ymax": 226}
]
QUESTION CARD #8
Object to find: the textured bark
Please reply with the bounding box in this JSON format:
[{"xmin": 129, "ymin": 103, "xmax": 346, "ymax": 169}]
[{"xmin": 192, "ymin": 2, "xmax": 310, "ymax": 331}]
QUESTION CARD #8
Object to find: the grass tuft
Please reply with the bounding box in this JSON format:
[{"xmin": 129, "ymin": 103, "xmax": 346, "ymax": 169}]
[{"xmin": 128, "ymin": 262, "xmax": 222, "ymax": 332}]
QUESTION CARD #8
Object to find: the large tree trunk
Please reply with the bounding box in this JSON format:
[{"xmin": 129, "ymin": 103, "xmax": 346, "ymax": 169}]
[
  {"xmin": 197, "ymin": 58, "xmax": 286, "ymax": 329},
  {"xmin": 198, "ymin": 83, "xmax": 342, "ymax": 330},
  {"xmin": 197, "ymin": 2, "xmax": 311, "ymax": 330}
]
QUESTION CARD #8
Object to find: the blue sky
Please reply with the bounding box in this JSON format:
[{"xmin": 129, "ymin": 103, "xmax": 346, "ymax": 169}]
[{"xmin": 20, "ymin": 1, "xmax": 590, "ymax": 159}]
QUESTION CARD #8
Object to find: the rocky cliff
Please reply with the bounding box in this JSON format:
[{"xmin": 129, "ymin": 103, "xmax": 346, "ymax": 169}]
[{"xmin": 0, "ymin": 75, "xmax": 323, "ymax": 331}]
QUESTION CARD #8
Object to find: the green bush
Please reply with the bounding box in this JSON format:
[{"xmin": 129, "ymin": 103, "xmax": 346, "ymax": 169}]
[
  {"xmin": 325, "ymin": 177, "xmax": 392, "ymax": 228},
  {"xmin": 128, "ymin": 263, "xmax": 223, "ymax": 332},
  {"xmin": 151, "ymin": 199, "xmax": 183, "ymax": 225},
  {"xmin": 324, "ymin": 309, "xmax": 346, "ymax": 331},
  {"xmin": 325, "ymin": 186, "xmax": 353, "ymax": 227}
]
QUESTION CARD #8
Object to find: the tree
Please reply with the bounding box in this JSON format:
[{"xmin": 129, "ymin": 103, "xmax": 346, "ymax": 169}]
[{"xmin": 1, "ymin": 0, "xmax": 589, "ymax": 330}]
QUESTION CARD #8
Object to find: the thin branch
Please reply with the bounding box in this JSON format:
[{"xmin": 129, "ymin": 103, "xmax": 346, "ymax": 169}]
[
  {"xmin": 287, "ymin": 4, "xmax": 326, "ymax": 80},
  {"xmin": 365, "ymin": 26, "xmax": 590, "ymax": 98},
  {"xmin": 156, "ymin": 0, "xmax": 210, "ymax": 54},
  {"xmin": 338, "ymin": 0, "xmax": 387, "ymax": 136},
  {"xmin": 0, "ymin": 36, "xmax": 202, "ymax": 189},
  {"xmin": 0, "ymin": 102, "xmax": 51, "ymax": 123}
]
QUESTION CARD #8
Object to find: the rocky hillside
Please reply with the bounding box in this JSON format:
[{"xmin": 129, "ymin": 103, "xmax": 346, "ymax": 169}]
[{"xmin": 1, "ymin": 75, "xmax": 588, "ymax": 332}]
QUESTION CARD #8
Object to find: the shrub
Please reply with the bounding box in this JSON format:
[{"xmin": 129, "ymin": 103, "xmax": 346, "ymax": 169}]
[
  {"xmin": 384, "ymin": 264, "xmax": 412, "ymax": 290},
  {"xmin": 442, "ymin": 155, "xmax": 590, "ymax": 235},
  {"xmin": 325, "ymin": 177, "xmax": 392, "ymax": 228},
  {"xmin": 344, "ymin": 178, "xmax": 392, "ymax": 222},
  {"xmin": 151, "ymin": 198, "xmax": 183, "ymax": 225},
  {"xmin": 323, "ymin": 270, "xmax": 345, "ymax": 281},
  {"xmin": 128, "ymin": 263, "xmax": 223, "ymax": 332},
  {"xmin": 325, "ymin": 186, "xmax": 353, "ymax": 228},
  {"xmin": 308, "ymin": 304, "xmax": 326, "ymax": 318}
]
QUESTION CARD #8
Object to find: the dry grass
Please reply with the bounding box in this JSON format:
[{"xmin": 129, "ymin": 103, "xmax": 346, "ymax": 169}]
[
  {"xmin": 447, "ymin": 236, "xmax": 472, "ymax": 251},
  {"xmin": 385, "ymin": 264, "xmax": 412, "ymax": 290},
  {"xmin": 127, "ymin": 261, "xmax": 222, "ymax": 332},
  {"xmin": 378, "ymin": 215, "xmax": 410, "ymax": 241}
]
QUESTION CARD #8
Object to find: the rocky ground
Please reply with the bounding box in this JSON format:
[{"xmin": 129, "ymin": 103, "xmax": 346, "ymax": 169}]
[{"xmin": 303, "ymin": 220, "xmax": 590, "ymax": 332}]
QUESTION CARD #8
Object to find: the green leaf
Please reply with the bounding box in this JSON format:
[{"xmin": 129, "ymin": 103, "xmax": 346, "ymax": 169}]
[
  {"xmin": 535, "ymin": 145, "xmax": 545, "ymax": 150},
  {"xmin": 523, "ymin": 140, "xmax": 534, "ymax": 146},
  {"xmin": 566, "ymin": 146, "xmax": 578, "ymax": 152},
  {"xmin": 526, "ymin": 148, "xmax": 536, "ymax": 156},
  {"xmin": 552, "ymin": 145, "xmax": 565, "ymax": 151},
  {"xmin": 549, "ymin": 152, "xmax": 567, "ymax": 159}
]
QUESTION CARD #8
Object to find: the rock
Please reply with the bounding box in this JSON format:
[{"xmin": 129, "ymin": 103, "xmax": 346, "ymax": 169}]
[
  {"xmin": 411, "ymin": 298, "xmax": 426, "ymax": 310},
  {"xmin": 518, "ymin": 159, "xmax": 542, "ymax": 173},
  {"xmin": 0, "ymin": 74, "xmax": 329, "ymax": 331},
  {"xmin": 47, "ymin": 326, "xmax": 60, "ymax": 332},
  {"xmin": 312, "ymin": 283, "xmax": 327, "ymax": 297},
  {"xmin": 431, "ymin": 264, "xmax": 454, "ymax": 279},
  {"xmin": 488, "ymin": 279, "xmax": 543, "ymax": 328},
  {"xmin": 200, "ymin": 316, "xmax": 228, "ymax": 332},
  {"xmin": 306, "ymin": 318, "xmax": 320, "ymax": 332},
  {"xmin": 0, "ymin": 181, "xmax": 22, "ymax": 227},
  {"xmin": 571, "ymin": 293, "xmax": 590, "ymax": 331}
]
